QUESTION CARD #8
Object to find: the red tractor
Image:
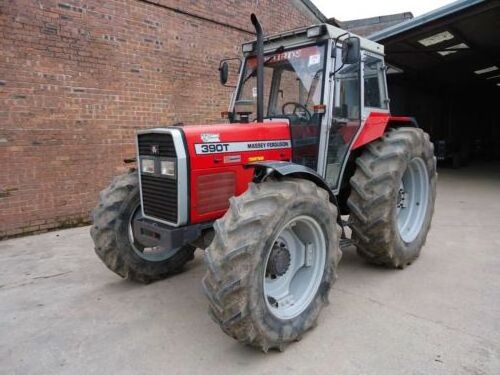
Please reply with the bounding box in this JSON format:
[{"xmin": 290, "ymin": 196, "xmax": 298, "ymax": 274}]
[{"xmin": 91, "ymin": 15, "xmax": 436, "ymax": 351}]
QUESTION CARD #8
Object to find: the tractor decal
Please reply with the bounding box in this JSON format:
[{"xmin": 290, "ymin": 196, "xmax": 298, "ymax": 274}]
[{"xmin": 194, "ymin": 140, "xmax": 291, "ymax": 154}]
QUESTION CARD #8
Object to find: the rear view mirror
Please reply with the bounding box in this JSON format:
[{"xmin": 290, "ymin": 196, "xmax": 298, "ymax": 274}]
[
  {"xmin": 219, "ymin": 61, "xmax": 229, "ymax": 85},
  {"xmin": 342, "ymin": 36, "xmax": 360, "ymax": 65},
  {"xmin": 218, "ymin": 58, "xmax": 242, "ymax": 87}
]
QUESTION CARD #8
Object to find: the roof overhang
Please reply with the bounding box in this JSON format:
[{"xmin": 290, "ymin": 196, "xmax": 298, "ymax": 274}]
[{"xmin": 369, "ymin": 0, "xmax": 500, "ymax": 89}]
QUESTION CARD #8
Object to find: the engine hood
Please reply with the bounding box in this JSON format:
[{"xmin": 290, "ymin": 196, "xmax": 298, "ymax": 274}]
[{"xmin": 178, "ymin": 122, "xmax": 292, "ymax": 168}]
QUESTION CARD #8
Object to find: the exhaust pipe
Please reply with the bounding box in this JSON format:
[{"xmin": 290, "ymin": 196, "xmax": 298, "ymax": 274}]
[{"xmin": 250, "ymin": 14, "xmax": 264, "ymax": 123}]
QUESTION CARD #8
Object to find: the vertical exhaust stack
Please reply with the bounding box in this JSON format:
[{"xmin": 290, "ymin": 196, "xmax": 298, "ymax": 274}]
[{"xmin": 250, "ymin": 13, "xmax": 264, "ymax": 123}]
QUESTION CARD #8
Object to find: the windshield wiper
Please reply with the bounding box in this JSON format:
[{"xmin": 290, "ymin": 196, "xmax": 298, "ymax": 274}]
[{"xmin": 242, "ymin": 46, "xmax": 285, "ymax": 84}]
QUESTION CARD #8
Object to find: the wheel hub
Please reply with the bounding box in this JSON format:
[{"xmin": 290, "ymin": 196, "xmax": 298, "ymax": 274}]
[
  {"xmin": 266, "ymin": 240, "xmax": 291, "ymax": 278},
  {"xmin": 397, "ymin": 185, "xmax": 407, "ymax": 209},
  {"xmin": 263, "ymin": 215, "xmax": 326, "ymax": 320},
  {"xmin": 396, "ymin": 157, "xmax": 430, "ymax": 243}
]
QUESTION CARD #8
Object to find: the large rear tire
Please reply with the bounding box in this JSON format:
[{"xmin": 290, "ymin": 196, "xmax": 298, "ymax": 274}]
[
  {"xmin": 90, "ymin": 171, "xmax": 195, "ymax": 283},
  {"xmin": 348, "ymin": 127, "xmax": 437, "ymax": 268},
  {"xmin": 202, "ymin": 179, "xmax": 341, "ymax": 351}
]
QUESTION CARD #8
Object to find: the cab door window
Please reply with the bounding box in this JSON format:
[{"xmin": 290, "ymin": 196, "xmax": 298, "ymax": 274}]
[{"xmin": 363, "ymin": 55, "xmax": 387, "ymax": 109}]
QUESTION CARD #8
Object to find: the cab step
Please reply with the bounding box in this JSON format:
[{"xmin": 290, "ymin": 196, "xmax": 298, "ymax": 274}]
[{"xmin": 340, "ymin": 238, "xmax": 354, "ymax": 250}]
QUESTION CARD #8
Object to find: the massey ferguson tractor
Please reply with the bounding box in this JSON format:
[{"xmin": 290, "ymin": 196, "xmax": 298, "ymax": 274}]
[{"xmin": 91, "ymin": 15, "xmax": 436, "ymax": 351}]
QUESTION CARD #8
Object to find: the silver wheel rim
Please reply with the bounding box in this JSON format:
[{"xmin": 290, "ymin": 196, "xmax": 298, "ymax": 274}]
[
  {"xmin": 397, "ymin": 157, "xmax": 429, "ymax": 243},
  {"xmin": 128, "ymin": 205, "xmax": 178, "ymax": 262},
  {"xmin": 263, "ymin": 215, "xmax": 326, "ymax": 320}
]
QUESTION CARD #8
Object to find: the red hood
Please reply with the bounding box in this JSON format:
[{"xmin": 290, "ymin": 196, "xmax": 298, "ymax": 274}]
[
  {"xmin": 180, "ymin": 121, "xmax": 290, "ymax": 144},
  {"xmin": 177, "ymin": 122, "xmax": 292, "ymax": 224},
  {"xmin": 180, "ymin": 121, "xmax": 292, "ymax": 168}
]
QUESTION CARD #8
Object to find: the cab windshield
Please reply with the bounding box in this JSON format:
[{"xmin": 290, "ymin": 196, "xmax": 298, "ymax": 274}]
[
  {"xmin": 235, "ymin": 43, "xmax": 327, "ymax": 169},
  {"xmin": 236, "ymin": 44, "xmax": 327, "ymax": 122}
]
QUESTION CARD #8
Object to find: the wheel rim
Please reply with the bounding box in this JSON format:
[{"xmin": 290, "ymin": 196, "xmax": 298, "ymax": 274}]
[
  {"xmin": 397, "ymin": 157, "xmax": 429, "ymax": 243},
  {"xmin": 263, "ymin": 215, "xmax": 326, "ymax": 320},
  {"xmin": 128, "ymin": 205, "xmax": 180, "ymax": 262}
]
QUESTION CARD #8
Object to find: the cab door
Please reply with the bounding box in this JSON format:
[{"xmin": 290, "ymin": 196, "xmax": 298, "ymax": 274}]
[
  {"xmin": 322, "ymin": 49, "xmax": 390, "ymax": 192},
  {"xmin": 323, "ymin": 47, "xmax": 362, "ymax": 190}
]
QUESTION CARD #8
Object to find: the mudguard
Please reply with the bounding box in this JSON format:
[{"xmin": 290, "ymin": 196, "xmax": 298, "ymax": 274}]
[
  {"xmin": 245, "ymin": 161, "xmax": 338, "ymax": 207},
  {"xmin": 352, "ymin": 113, "xmax": 419, "ymax": 150}
]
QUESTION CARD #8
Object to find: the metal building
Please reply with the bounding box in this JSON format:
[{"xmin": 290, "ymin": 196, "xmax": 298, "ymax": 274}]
[{"xmin": 370, "ymin": 0, "xmax": 500, "ymax": 166}]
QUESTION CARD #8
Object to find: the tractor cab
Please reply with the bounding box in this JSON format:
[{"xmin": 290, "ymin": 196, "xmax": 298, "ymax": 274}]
[{"xmin": 221, "ymin": 23, "xmax": 388, "ymax": 190}]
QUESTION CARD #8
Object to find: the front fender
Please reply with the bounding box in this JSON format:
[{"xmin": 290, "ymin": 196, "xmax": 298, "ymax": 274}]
[{"xmin": 245, "ymin": 161, "xmax": 338, "ymax": 207}]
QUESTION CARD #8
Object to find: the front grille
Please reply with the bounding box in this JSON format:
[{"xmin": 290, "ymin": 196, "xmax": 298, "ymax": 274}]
[
  {"xmin": 140, "ymin": 175, "xmax": 178, "ymax": 223},
  {"xmin": 138, "ymin": 132, "xmax": 178, "ymax": 224},
  {"xmin": 138, "ymin": 133, "xmax": 176, "ymax": 157}
]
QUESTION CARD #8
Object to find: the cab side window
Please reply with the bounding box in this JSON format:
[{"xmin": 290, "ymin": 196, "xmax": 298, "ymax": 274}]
[{"xmin": 364, "ymin": 55, "xmax": 387, "ymax": 109}]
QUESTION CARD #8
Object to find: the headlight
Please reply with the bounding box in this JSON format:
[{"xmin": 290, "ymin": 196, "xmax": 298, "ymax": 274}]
[
  {"xmin": 141, "ymin": 158, "xmax": 155, "ymax": 174},
  {"xmin": 160, "ymin": 160, "xmax": 176, "ymax": 177}
]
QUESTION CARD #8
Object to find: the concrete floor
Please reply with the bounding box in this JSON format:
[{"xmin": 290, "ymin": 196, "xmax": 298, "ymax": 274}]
[{"xmin": 1, "ymin": 163, "xmax": 500, "ymax": 375}]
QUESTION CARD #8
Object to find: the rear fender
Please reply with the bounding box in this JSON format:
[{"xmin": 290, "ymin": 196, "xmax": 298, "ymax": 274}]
[
  {"xmin": 245, "ymin": 161, "xmax": 339, "ymax": 208},
  {"xmin": 352, "ymin": 113, "xmax": 419, "ymax": 150}
]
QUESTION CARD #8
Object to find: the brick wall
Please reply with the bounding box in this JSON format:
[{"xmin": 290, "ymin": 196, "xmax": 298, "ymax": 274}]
[{"xmin": 0, "ymin": 0, "xmax": 321, "ymax": 238}]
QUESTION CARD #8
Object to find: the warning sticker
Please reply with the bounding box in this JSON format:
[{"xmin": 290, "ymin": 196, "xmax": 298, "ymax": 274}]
[
  {"xmin": 309, "ymin": 54, "xmax": 321, "ymax": 66},
  {"xmin": 224, "ymin": 155, "xmax": 241, "ymax": 163},
  {"xmin": 248, "ymin": 156, "xmax": 265, "ymax": 162}
]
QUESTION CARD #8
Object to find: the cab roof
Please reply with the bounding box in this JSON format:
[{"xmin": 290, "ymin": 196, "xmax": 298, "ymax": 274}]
[{"xmin": 244, "ymin": 24, "xmax": 384, "ymax": 56}]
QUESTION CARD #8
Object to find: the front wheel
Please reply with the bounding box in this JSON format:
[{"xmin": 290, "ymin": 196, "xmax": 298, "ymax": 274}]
[
  {"xmin": 348, "ymin": 127, "xmax": 437, "ymax": 268},
  {"xmin": 90, "ymin": 171, "xmax": 195, "ymax": 283},
  {"xmin": 202, "ymin": 178, "xmax": 341, "ymax": 351}
]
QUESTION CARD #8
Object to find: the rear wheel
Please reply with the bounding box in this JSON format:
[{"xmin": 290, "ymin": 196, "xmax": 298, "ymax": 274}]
[
  {"xmin": 348, "ymin": 127, "xmax": 437, "ymax": 268},
  {"xmin": 202, "ymin": 178, "xmax": 341, "ymax": 351},
  {"xmin": 90, "ymin": 171, "xmax": 195, "ymax": 283}
]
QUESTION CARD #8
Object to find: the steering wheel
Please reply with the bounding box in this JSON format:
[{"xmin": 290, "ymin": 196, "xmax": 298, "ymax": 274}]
[{"xmin": 281, "ymin": 102, "xmax": 312, "ymax": 122}]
